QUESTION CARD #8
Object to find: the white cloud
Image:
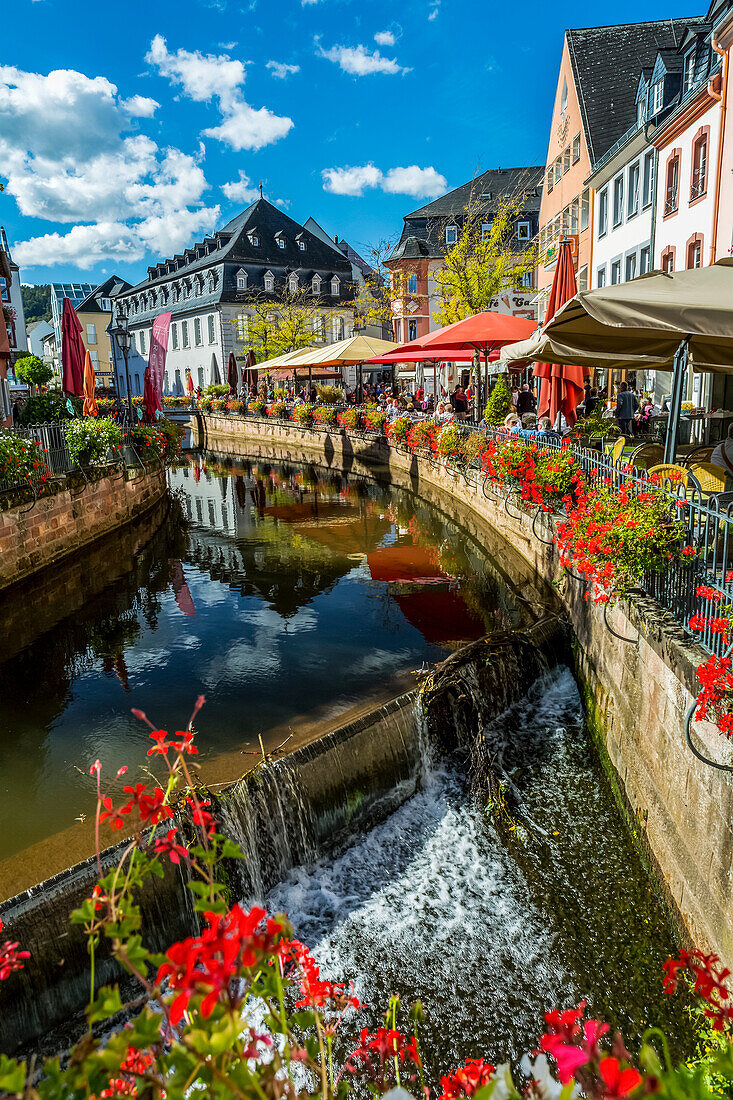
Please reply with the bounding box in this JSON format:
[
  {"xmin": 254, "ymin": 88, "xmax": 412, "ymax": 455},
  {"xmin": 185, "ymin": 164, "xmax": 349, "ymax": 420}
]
[
  {"xmin": 266, "ymin": 60, "xmax": 300, "ymax": 79},
  {"xmin": 322, "ymin": 164, "xmax": 383, "ymax": 197},
  {"xmin": 321, "ymin": 163, "xmax": 446, "ymax": 199},
  {"xmin": 221, "ymin": 170, "xmax": 261, "ymax": 203},
  {"xmin": 318, "ymin": 42, "xmax": 408, "ymax": 76},
  {"xmin": 374, "ymin": 30, "xmax": 396, "ymax": 46},
  {"xmin": 218, "ymin": 41, "xmax": 238, "ymax": 50},
  {"xmin": 428, "ymin": 0, "xmax": 440, "ymax": 19},
  {"xmin": 383, "ymin": 165, "xmax": 447, "ymax": 198},
  {"xmin": 121, "ymin": 94, "xmax": 159, "ymax": 117},
  {"xmin": 146, "ymin": 35, "xmax": 293, "ymax": 151}
]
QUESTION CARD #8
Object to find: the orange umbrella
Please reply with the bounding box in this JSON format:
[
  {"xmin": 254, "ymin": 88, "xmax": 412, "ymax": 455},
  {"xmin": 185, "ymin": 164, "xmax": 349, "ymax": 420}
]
[
  {"xmin": 82, "ymin": 350, "xmax": 98, "ymax": 417},
  {"xmin": 534, "ymin": 240, "xmax": 584, "ymax": 428}
]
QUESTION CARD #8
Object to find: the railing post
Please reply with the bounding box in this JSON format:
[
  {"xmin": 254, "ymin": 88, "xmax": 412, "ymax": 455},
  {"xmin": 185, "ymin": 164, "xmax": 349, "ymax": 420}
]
[{"xmin": 663, "ymin": 337, "xmax": 690, "ymax": 464}]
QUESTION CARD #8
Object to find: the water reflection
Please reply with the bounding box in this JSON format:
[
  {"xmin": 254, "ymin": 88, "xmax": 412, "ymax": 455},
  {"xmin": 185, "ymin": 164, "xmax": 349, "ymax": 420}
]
[{"xmin": 0, "ymin": 455, "xmax": 528, "ymax": 886}]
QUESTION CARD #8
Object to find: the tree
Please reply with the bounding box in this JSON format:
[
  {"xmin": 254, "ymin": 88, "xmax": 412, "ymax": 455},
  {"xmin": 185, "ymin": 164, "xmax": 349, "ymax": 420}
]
[
  {"xmin": 432, "ymin": 185, "xmax": 538, "ymax": 327},
  {"xmin": 14, "ymin": 353, "xmax": 53, "ymax": 388},
  {"xmin": 230, "ymin": 285, "xmax": 334, "ymax": 364},
  {"xmin": 20, "ymin": 284, "xmax": 52, "ymax": 324},
  {"xmin": 484, "ymin": 374, "xmax": 513, "ymax": 425},
  {"xmin": 353, "ymin": 237, "xmax": 395, "ymax": 334}
]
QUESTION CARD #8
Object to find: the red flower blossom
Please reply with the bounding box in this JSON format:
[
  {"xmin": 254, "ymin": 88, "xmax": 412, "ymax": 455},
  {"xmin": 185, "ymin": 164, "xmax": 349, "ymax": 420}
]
[
  {"xmin": 599, "ymin": 1057, "xmax": 642, "ymax": 1097},
  {"xmin": 439, "ymin": 1057, "xmax": 495, "ymax": 1100},
  {"xmin": 154, "ymin": 828, "xmax": 190, "ymax": 864},
  {"xmin": 99, "ymin": 796, "xmax": 131, "ymax": 831},
  {"xmin": 0, "ymin": 921, "xmax": 30, "ymax": 980}
]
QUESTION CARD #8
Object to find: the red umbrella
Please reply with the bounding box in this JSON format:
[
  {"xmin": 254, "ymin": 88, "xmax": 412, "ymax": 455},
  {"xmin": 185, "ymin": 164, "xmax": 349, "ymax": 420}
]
[
  {"xmin": 61, "ymin": 297, "xmax": 86, "ymax": 397},
  {"xmin": 534, "ymin": 240, "xmax": 584, "ymax": 428},
  {"xmin": 418, "ymin": 311, "xmax": 537, "ymax": 357},
  {"xmin": 186, "ymin": 370, "xmax": 195, "ymax": 397},
  {"xmin": 244, "ymin": 348, "xmax": 258, "ymax": 391},
  {"xmin": 143, "ymin": 364, "xmax": 161, "ymax": 423},
  {"xmin": 227, "ymin": 351, "xmax": 239, "ymax": 395}
]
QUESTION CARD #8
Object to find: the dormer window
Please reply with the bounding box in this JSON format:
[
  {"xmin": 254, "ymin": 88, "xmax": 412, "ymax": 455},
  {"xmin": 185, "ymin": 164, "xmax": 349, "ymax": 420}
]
[
  {"xmin": 298, "ymin": 240, "xmax": 306, "ymax": 251},
  {"xmin": 100, "ymin": 298, "xmax": 111, "ymax": 311},
  {"xmin": 445, "ymin": 225, "xmax": 458, "ymax": 246},
  {"xmin": 288, "ymin": 273, "xmax": 299, "ymax": 294},
  {"xmin": 330, "ymin": 276, "xmax": 340, "ymax": 296},
  {"xmin": 277, "ymin": 238, "xmax": 285, "ymax": 249},
  {"xmin": 237, "ymin": 268, "xmax": 248, "ymax": 291},
  {"xmin": 248, "ymin": 233, "xmax": 260, "ymax": 247},
  {"xmin": 651, "ymin": 80, "xmax": 663, "ymax": 114},
  {"xmin": 312, "ymin": 274, "xmax": 322, "ymax": 294},
  {"xmin": 264, "ymin": 271, "xmax": 275, "ymax": 293}
]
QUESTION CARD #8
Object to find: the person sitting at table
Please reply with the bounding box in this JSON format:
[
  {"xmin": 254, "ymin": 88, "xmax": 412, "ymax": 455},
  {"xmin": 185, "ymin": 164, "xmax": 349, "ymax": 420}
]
[
  {"xmin": 520, "ymin": 413, "xmax": 538, "ymax": 438},
  {"xmin": 503, "ymin": 413, "xmax": 521, "ymax": 434},
  {"xmin": 633, "ymin": 397, "xmax": 655, "ymax": 436},
  {"xmin": 536, "ymin": 416, "xmax": 561, "ymax": 443},
  {"xmin": 711, "ymin": 423, "xmax": 733, "ymax": 483},
  {"xmin": 434, "ymin": 401, "xmax": 453, "ymax": 424}
]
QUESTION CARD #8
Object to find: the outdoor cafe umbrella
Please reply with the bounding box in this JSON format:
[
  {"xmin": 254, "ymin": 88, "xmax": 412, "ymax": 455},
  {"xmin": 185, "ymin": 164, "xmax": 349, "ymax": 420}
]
[
  {"xmin": 142, "ymin": 363, "xmax": 161, "ymax": 423},
  {"xmin": 534, "ymin": 238, "xmax": 583, "ymax": 429},
  {"xmin": 186, "ymin": 369, "xmax": 194, "ymax": 398},
  {"xmin": 243, "ymin": 348, "xmax": 258, "ymax": 391},
  {"xmin": 499, "ymin": 258, "xmax": 733, "ymax": 459},
  {"xmin": 82, "ymin": 350, "xmax": 98, "ymax": 417},
  {"xmin": 61, "ymin": 297, "xmax": 86, "ymax": 397},
  {"xmin": 227, "ymin": 351, "xmax": 239, "ymax": 395}
]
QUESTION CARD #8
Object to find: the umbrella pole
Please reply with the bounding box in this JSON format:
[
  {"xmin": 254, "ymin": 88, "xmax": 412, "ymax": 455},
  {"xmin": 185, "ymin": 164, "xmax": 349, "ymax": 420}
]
[
  {"xmin": 664, "ymin": 338, "xmax": 690, "ymax": 465},
  {"xmin": 308, "ymin": 365, "xmax": 312, "ymax": 399}
]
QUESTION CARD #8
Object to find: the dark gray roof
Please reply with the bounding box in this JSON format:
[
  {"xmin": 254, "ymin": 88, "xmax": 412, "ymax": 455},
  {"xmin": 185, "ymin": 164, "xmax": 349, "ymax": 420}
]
[
  {"xmin": 567, "ymin": 17, "xmax": 706, "ymax": 165},
  {"xmin": 405, "ymin": 166, "xmax": 543, "ymax": 220},
  {"xmin": 76, "ymin": 274, "xmax": 132, "ymax": 312},
  {"xmin": 389, "ymin": 236, "xmax": 432, "ymax": 260},
  {"xmin": 334, "ymin": 237, "xmax": 375, "ymax": 279}
]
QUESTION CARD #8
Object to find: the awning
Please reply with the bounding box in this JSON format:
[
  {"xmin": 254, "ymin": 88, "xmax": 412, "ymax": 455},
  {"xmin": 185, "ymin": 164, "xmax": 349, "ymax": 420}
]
[
  {"xmin": 367, "ymin": 349, "xmax": 475, "ymax": 364},
  {"xmin": 269, "ymin": 366, "xmax": 343, "ymax": 381},
  {"xmin": 500, "ymin": 259, "xmax": 733, "ymax": 374}
]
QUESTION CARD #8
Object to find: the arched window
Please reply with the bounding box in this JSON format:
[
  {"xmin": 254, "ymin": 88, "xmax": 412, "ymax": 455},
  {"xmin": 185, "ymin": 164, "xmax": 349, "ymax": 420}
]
[
  {"xmin": 264, "ymin": 271, "xmax": 275, "ymax": 293},
  {"xmin": 330, "ymin": 276, "xmax": 340, "ymax": 297}
]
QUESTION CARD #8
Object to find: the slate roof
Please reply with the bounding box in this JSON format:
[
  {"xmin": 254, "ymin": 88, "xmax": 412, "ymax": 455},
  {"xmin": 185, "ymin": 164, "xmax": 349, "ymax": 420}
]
[
  {"xmin": 76, "ymin": 274, "xmax": 132, "ymax": 312},
  {"xmin": 566, "ymin": 17, "xmax": 706, "ymax": 165}
]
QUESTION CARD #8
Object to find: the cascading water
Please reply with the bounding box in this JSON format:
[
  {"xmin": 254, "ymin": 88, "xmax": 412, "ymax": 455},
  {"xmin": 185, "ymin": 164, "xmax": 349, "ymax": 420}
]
[{"xmin": 262, "ymin": 668, "xmax": 691, "ymax": 1081}]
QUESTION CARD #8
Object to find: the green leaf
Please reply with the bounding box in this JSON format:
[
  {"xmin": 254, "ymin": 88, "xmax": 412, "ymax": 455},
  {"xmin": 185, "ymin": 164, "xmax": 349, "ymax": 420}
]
[
  {"xmin": 86, "ymin": 984, "xmax": 123, "ymax": 1024},
  {"xmin": 0, "ymin": 1054, "xmax": 25, "ymax": 1094}
]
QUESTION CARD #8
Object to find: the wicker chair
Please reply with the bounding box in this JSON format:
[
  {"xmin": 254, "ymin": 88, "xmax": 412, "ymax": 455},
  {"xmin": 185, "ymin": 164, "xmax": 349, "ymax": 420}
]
[
  {"xmin": 608, "ymin": 436, "xmax": 626, "ymax": 464},
  {"xmin": 647, "ymin": 463, "xmax": 697, "ymax": 491},
  {"xmin": 687, "ymin": 463, "xmax": 727, "ymax": 496},
  {"xmin": 628, "ymin": 442, "xmax": 663, "ymax": 470},
  {"xmin": 681, "ymin": 446, "xmax": 714, "ymax": 468}
]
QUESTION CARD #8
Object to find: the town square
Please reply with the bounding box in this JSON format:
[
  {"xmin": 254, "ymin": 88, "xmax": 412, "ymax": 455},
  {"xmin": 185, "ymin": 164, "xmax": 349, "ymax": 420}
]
[{"xmin": 1, "ymin": 0, "xmax": 733, "ymax": 1094}]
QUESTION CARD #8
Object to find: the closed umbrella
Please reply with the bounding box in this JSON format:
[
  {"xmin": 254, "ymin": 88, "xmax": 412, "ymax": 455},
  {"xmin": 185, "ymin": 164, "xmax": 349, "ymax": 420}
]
[
  {"xmin": 228, "ymin": 351, "xmax": 239, "ymax": 395},
  {"xmin": 244, "ymin": 348, "xmax": 258, "ymax": 392},
  {"xmin": 142, "ymin": 364, "xmax": 161, "ymax": 423},
  {"xmin": 534, "ymin": 239, "xmax": 583, "ymax": 428},
  {"xmin": 82, "ymin": 350, "xmax": 98, "ymax": 417},
  {"xmin": 61, "ymin": 297, "xmax": 85, "ymax": 397},
  {"xmin": 186, "ymin": 369, "xmax": 195, "ymax": 400}
]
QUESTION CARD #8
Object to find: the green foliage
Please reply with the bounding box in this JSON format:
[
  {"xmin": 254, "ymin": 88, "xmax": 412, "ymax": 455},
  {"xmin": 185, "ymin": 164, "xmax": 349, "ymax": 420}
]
[
  {"xmin": 21, "ymin": 284, "xmax": 51, "ymax": 324},
  {"xmin": 19, "ymin": 390, "xmax": 82, "ymax": 425},
  {"xmin": 314, "ymin": 383, "xmax": 344, "ymax": 405},
  {"xmin": 484, "ymin": 376, "xmax": 513, "ymax": 425},
  {"xmin": 205, "ymin": 383, "xmax": 230, "ymax": 396},
  {"xmin": 65, "ymin": 417, "xmax": 122, "ymax": 466},
  {"xmin": 0, "ymin": 431, "xmax": 50, "ymax": 485},
  {"xmin": 14, "ymin": 354, "xmax": 53, "ymax": 387},
  {"xmin": 575, "ymin": 400, "xmax": 619, "ymax": 438}
]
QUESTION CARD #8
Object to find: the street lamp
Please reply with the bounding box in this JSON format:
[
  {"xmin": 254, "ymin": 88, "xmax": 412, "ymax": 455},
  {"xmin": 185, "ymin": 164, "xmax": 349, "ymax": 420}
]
[{"xmin": 112, "ymin": 311, "xmax": 134, "ymax": 425}]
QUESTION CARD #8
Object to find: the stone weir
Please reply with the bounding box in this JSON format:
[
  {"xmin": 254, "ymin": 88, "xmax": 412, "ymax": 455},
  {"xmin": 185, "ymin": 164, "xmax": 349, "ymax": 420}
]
[{"xmin": 0, "ymin": 618, "xmax": 568, "ymax": 1056}]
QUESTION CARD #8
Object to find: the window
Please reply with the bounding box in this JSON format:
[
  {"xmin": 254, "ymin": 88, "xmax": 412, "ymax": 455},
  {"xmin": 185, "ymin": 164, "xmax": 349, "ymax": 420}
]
[
  {"xmin": 521, "ymin": 270, "xmax": 534, "ymax": 288},
  {"xmin": 408, "ymin": 319, "xmax": 417, "ymax": 340},
  {"xmin": 687, "ymin": 238, "xmax": 703, "ymax": 268},
  {"xmin": 642, "ymin": 150, "xmax": 655, "ymax": 208},
  {"xmin": 207, "ymin": 314, "xmax": 216, "ymax": 343},
  {"xmin": 134, "ymin": 373, "xmax": 141, "ymax": 396},
  {"xmin": 625, "ymin": 253, "xmax": 637, "ymax": 282},
  {"xmin": 237, "ymin": 269, "xmax": 247, "ymax": 290},
  {"xmin": 288, "ymin": 273, "xmax": 299, "ymax": 294},
  {"xmin": 572, "ymin": 133, "xmax": 581, "ymax": 163},
  {"xmin": 569, "ymin": 200, "xmax": 579, "ymax": 234},
  {"xmin": 598, "ymin": 188, "xmax": 609, "ymax": 236},
  {"xmin": 684, "ymin": 46, "xmax": 697, "ymax": 92},
  {"xmin": 481, "ymin": 222, "xmax": 492, "ymax": 242},
  {"xmin": 407, "ymin": 272, "xmax": 417, "ymax": 293},
  {"xmin": 662, "ymin": 249, "xmax": 675, "ymax": 273},
  {"xmin": 563, "ymin": 146, "xmax": 571, "ymax": 174},
  {"xmin": 86, "ymin": 323, "xmax": 97, "ymax": 345},
  {"xmin": 445, "ymin": 225, "xmax": 458, "ymax": 245},
  {"xmin": 171, "ymin": 324, "xmax": 179, "ymax": 350},
  {"xmin": 637, "ymin": 96, "xmax": 646, "ymax": 127},
  {"xmin": 640, "ymin": 246, "xmax": 651, "ymax": 274},
  {"xmin": 577, "ymin": 265, "xmax": 588, "ymax": 292},
  {"xmin": 264, "ymin": 271, "xmax": 275, "ymax": 292},
  {"xmin": 665, "ymin": 154, "xmax": 680, "ymax": 215},
  {"xmin": 248, "ymin": 234, "xmax": 259, "ymax": 247},
  {"xmin": 613, "ymin": 175, "xmax": 624, "ymax": 226},
  {"xmin": 691, "ymin": 134, "xmax": 708, "ymax": 199},
  {"xmin": 194, "ymin": 318, "xmax": 202, "ymax": 346},
  {"xmin": 651, "ymin": 80, "xmax": 664, "ymax": 114},
  {"xmin": 182, "ymin": 320, "xmax": 189, "ymax": 348},
  {"xmin": 298, "ymin": 240, "xmax": 306, "ymax": 251},
  {"xmin": 554, "ymin": 158, "xmax": 562, "ymax": 185},
  {"xmin": 237, "ymin": 315, "xmax": 248, "ymax": 340},
  {"xmin": 312, "ymin": 274, "xmax": 322, "ymax": 294},
  {"xmin": 100, "ymin": 298, "xmax": 111, "ymax": 311},
  {"xmin": 516, "ymin": 221, "xmax": 531, "ymax": 240},
  {"xmin": 597, "ymin": 267, "xmax": 607, "ymax": 288},
  {"xmin": 547, "ymin": 168, "xmax": 553, "ymax": 193},
  {"xmin": 580, "ymin": 188, "xmax": 590, "ymax": 232},
  {"xmin": 627, "ymin": 162, "xmax": 640, "ymax": 218},
  {"xmin": 330, "ymin": 277, "xmax": 340, "ymax": 296},
  {"xmin": 0, "ymin": 277, "xmax": 9, "ymax": 302},
  {"xmin": 89, "ymin": 350, "xmax": 99, "ymax": 368},
  {"xmin": 277, "ymin": 237, "xmax": 285, "ymax": 249},
  {"xmin": 140, "ymin": 330, "xmax": 147, "ymax": 355},
  {"xmin": 560, "ymin": 77, "xmax": 568, "ymax": 117},
  {"xmin": 611, "ymin": 260, "xmax": 621, "ymax": 285}
]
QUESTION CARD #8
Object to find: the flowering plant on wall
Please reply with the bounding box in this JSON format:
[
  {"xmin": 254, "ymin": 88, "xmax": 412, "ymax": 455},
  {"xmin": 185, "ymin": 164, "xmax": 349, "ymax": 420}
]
[
  {"xmin": 406, "ymin": 420, "xmax": 437, "ymax": 454},
  {"xmin": 66, "ymin": 417, "xmax": 122, "ymax": 467},
  {"xmin": 0, "ymin": 431, "xmax": 50, "ymax": 488},
  {"xmin": 292, "ymin": 402, "xmax": 314, "ymax": 425},
  {"xmin": 436, "ymin": 423, "xmax": 465, "ymax": 458},
  {"xmin": 338, "ymin": 407, "xmax": 361, "ymax": 430},
  {"xmin": 0, "ymin": 693, "xmax": 731, "ymax": 1098},
  {"xmin": 313, "ymin": 405, "xmax": 337, "ymax": 426},
  {"xmin": 268, "ymin": 400, "xmax": 288, "ymax": 419},
  {"xmin": 363, "ymin": 407, "xmax": 387, "ymax": 433},
  {"xmin": 385, "ymin": 416, "xmax": 412, "ymax": 444},
  {"xmin": 248, "ymin": 398, "xmax": 266, "ymax": 416}
]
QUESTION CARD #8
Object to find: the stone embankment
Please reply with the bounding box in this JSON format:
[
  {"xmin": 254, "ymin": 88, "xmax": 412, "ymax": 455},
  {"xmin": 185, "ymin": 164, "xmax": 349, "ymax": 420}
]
[
  {"xmin": 0, "ymin": 467, "xmax": 167, "ymax": 590},
  {"xmin": 200, "ymin": 412, "xmax": 733, "ymax": 974}
]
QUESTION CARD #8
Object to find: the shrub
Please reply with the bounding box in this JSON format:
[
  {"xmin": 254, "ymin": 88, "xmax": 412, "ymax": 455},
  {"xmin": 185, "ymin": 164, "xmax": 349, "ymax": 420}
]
[
  {"xmin": 66, "ymin": 417, "xmax": 122, "ymax": 467},
  {"xmin": 484, "ymin": 375, "xmax": 513, "ymax": 425},
  {"xmin": 338, "ymin": 407, "xmax": 361, "ymax": 430},
  {"xmin": 363, "ymin": 407, "xmax": 386, "ymax": 433},
  {"xmin": 205, "ymin": 383, "xmax": 229, "ymax": 397},
  {"xmin": 14, "ymin": 354, "xmax": 54, "ymax": 388},
  {"xmin": 19, "ymin": 391, "xmax": 82, "ymax": 425},
  {"xmin": 312, "ymin": 405, "xmax": 337, "ymax": 426},
  {"xmin": 0, "ymin": 431, "xmax": 50, "ymax": 487},
  {"xmin": 248, "ymin": 398, "xmax": 266, "ymax": 416},
  {"xmin": 386, "ymin": 415, "xmax": 412, "ymax": 444},
  {"xmin": 268, "ymin": 400, "xmax": 288, "ymax": 419},
  {"xmin": 314, "ymin": 383, "xmax": 343, "ymax": 404},
  {"xmin": 130, "ymin": 424, "xmax": 166, "ymax": 465},
  {"xmin": 292, "ymin": 403, "xmax": 314, "ymax": 425}
]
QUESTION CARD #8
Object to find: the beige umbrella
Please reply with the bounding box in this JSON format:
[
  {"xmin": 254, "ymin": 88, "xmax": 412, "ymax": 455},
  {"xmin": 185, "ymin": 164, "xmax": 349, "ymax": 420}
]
[
  {"xmin": 296, "ymin": 334, "xmax": 399, "ymax": 366},
  {"xmin": 255, "ymin": 346, "xmax": 324, "ymax": 371},
  {"xmin": 499, "ymin": 259, "xmax": 733, "ymax": 461}
]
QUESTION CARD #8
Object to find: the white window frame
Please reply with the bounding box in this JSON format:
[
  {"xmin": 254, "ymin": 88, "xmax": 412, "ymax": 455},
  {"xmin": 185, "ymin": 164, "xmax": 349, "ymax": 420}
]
[
  {"xmin": 598, "ymin": 188, "xmax": 609, "ymax": 237},
  {"xmin": 639, "ymin": 246, "xmax": 651, "ymax": 275},
  {"xmin": 237, "ymin": 269, "xmax": 247, "ymax": 291},
  {"xmin": 194, "ymin": 317, "xmax": 202, "ymax": 346},
  {"xmin": 625, "ymin": 252, "xmax": 637, "ymax": 282},
  {"xmin": 171, "ymin": 323, "xmax": 179, "ymax": 350},
  {"xmin": 627, "ymin": 161, "xmax": 640, "ymax": 219},
  {"xmin": 248, "ymin": 234, "xmax": 259, "ymax": 247},
  {"xmin": 277, "ymin": 238, "xmax": 285, "ymax": 249},
  {"xmin": 652, "ymin": 81, "xmax": 663, "ymax": 113},
  {"xmin": 612, "ymin": 174, "xmax": 624, "ymax": 227},
  {"xmin": 611, "ymin": 259, "xmax": 621, "ymax": 285},
  {"xmin": 298, "ymin": 240, "xmax": 306, "ymax": 251},
  {"xmin": 330, "ymin": 277, "xmax": 340, "ymax": 296},
  {"xmin": 182, "ymin": 320, "xmax": 189, "ymax": 349},
  {"xmin": 445, "ymin": 225, "xmax": 458, "ymax": 246},
  {"xmin": 407, "ymin": 273, "xmax": 418, "ymax": 293},
  {"xmin": 86, "ymin": 323, "xmax": 97, "ymax": 345},
  {"xmin": 312, "ymin": 275, "xmax": 322, "ymax": 295},
  {"xmin": 516, "ymin": 221, "xmax": 531, "ymax": 240},
  {"xmin": 207, "ymin": 314, "xmax": 216, "ymax": 344},
  {"xmin": 642, "ymin": 150, "xmax": 655, "ymax": 208},
  {"xmin": 264, "ymin": 271, "xmax": 275, "ymax": 293}
]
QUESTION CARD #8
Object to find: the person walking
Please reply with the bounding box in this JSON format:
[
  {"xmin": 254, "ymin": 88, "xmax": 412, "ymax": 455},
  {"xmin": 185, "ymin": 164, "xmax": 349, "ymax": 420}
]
[
  {"xmin": 516, "ymin": 384, "xmax": 536, "ymax": 418},
  {"xmin": 614, "ymin": 382, "xmax": 637, "ymax": 437}
]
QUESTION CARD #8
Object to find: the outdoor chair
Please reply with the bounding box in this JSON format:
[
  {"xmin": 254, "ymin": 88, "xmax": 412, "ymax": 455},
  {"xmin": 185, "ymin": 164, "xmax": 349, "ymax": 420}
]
[
  {"xmin": 608, "ymin": 436, "xmax": 626, "ymax": 464},
  {"xmin": 687, "ymin": 463, "xmax": 727, "ymax": 497},
  {"xmin": 628, "ymin": 442, "xmax": 663, "ymax": 471},
  {"xmin": 647, "ymin": 463, "xmax": 698, "ymax": 492},
  {"xmin": 681, "ymin": 446, "xmax": 714, "ymax": 467}
]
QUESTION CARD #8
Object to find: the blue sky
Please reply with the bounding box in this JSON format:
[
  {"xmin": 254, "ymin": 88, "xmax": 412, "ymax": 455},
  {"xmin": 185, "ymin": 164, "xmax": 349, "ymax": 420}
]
[{"xmin": 2, "ymin": 0, "xmax": 697, "ymax": 287}]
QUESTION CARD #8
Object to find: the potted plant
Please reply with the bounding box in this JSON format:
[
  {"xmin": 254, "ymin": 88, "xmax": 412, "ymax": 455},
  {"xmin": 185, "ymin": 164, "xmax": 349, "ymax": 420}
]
[{"xmin": 65, "ymin": 417, "xmax": 123, "ymax": 468}]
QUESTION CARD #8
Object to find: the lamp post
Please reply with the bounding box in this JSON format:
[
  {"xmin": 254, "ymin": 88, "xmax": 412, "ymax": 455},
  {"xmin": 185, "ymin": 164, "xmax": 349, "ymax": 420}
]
[{"xmin": 112, "ymin": 312, "xmax": 134, "ymax": 425}]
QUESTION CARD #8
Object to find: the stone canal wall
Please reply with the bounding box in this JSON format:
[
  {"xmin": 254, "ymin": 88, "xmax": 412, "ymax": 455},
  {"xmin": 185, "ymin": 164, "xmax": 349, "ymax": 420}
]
[
  {"xmin": 0, "ymin": 467, "xmax": 167, "ymax": 591},
  {"xmin": 200, "ymin": 413, "xmax": 733, "ymax": 972}
]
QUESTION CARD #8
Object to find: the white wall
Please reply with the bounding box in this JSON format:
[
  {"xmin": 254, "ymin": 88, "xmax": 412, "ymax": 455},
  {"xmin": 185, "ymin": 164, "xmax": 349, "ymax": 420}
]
[{"xmin": 593, "ymin": 148, "xmax": 655, "ymax": 288}]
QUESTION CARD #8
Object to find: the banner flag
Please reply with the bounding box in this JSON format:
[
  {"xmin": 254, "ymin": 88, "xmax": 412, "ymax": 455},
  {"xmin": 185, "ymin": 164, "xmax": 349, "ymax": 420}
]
[{"xmin": 148, "ymin": 312, "xmax": 172, "ymax": 401}]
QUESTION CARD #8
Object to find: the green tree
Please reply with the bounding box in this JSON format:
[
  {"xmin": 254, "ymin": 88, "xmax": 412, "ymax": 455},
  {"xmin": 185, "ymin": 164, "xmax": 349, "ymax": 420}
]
[
  {"xmin": 14, "ymin": 354, "xmax": 53, "ymax": 388},
  {"xmin": 433, "ymin": 185, "xmax": 538, "ymax": 327},
  {"xmin": 20, "ymin": 284, "xmax": 52, "ymax": 324},
  {"xmin": 231, "ymin": 285, "xmax": 333, "ymax": 363},
  {"xmin": 484, "ymin": 375, "xmax": 513, "ymax": 425}
]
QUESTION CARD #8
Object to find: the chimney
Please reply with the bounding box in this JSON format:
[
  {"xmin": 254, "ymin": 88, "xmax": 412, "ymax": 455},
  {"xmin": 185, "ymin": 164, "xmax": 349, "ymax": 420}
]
[{"xmin": 334, "ymin": 235, "xmax": 338, "ymax": 244}]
